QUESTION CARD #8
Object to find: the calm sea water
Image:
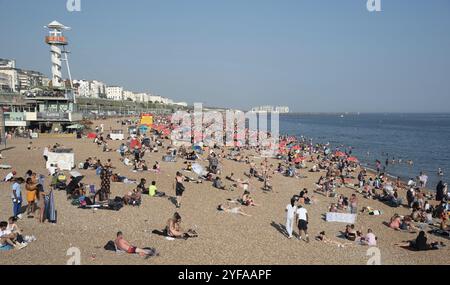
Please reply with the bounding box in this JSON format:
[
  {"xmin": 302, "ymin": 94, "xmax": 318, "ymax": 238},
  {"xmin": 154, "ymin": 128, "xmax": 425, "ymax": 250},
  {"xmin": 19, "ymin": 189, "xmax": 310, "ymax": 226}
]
[{"xmin": 279, "ymin": 113, "xmax": 450, "ymax": 189}]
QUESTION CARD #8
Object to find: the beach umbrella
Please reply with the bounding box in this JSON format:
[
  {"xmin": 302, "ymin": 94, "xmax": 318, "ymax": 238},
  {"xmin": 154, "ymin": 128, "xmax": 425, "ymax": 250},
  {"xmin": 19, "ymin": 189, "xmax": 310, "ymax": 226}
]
[
  {"xmin": 294, "ymin": 157, "xmax": 306, "ymax": 164},
  {"xmin": 292, "ymin": 145, "xmax": 300, "ymax": 151},
  {"xmin": 192, "ymin": 163, "xmax": 204, "ymax": 175},
  {"xmin": 347, "ymin": 157, "xmax": 359, "ymax": 163},
  {"xmin": 335, "ymin": 151, "xmax": 346, "ymax": 157}
]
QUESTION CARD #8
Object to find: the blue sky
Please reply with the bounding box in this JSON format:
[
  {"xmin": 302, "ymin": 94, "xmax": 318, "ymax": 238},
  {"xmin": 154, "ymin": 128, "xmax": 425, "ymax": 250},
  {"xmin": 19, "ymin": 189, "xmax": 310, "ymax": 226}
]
[{"xmin": 1, "ymin": 0, "xmax": 449, "ymax": 112}]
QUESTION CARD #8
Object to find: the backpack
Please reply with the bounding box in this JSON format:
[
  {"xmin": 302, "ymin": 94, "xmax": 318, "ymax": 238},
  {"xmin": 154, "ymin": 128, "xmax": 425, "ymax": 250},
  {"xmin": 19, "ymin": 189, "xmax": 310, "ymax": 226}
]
[{"xmin": 104, "ymin": 240, "xmax": 116, "ymax": 251}]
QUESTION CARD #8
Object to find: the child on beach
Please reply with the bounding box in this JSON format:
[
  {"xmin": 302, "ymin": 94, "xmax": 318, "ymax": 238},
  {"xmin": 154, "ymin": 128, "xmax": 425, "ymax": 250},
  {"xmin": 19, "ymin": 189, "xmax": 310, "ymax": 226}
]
[{"xmin": 149, "ymin": 181, "xmax": 165, "ymax": 197}]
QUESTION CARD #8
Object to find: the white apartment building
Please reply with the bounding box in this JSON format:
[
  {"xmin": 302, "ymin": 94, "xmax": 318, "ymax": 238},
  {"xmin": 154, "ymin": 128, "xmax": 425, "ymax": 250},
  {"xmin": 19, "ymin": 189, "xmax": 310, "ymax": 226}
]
[
  {"xmin": 123, "ymin": 90, "xmax": 137, "ymax": 102},
  {"xmin": 73, "ymin": 80, "xmax": 90, "ymax": 97},
  {"xmin": 90, "ymin": 80, "xmax": 106, "ymax": 98},
  {"xmin": 106, "ymin": 86, "xmax": 123, "ymax": 101},
  {"xmin": 147, "ymin": 95, "xmax": 162, "ymax": 103}
]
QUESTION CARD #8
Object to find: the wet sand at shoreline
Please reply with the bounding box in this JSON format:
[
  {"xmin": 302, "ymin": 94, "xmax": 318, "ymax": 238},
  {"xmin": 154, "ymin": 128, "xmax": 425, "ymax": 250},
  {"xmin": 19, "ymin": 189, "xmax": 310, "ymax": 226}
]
[{"xmin": 0, "ymin": 118, "xmax": 448, "ymax": 265}]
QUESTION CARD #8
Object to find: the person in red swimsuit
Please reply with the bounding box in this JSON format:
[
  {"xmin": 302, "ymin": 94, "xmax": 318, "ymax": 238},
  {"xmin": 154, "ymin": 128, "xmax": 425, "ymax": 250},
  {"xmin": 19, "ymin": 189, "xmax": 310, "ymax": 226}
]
[{"xmin": 114, "ymin": 231, "xmax": 151, "ymax": 256}]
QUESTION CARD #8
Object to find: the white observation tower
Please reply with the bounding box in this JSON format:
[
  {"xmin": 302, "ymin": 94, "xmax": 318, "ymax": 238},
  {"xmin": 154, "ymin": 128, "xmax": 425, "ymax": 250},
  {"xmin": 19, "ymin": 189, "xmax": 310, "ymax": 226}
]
[{"xmin": 44, "ymin": 21, "xmax": 73, "ymax": 91}]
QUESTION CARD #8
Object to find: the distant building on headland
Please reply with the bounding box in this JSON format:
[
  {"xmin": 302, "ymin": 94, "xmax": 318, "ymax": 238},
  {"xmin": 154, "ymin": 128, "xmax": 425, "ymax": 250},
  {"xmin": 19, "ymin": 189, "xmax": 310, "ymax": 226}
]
[{"xmin": 250, "ymin": 105, "xmax": 289, "ymax": 113}]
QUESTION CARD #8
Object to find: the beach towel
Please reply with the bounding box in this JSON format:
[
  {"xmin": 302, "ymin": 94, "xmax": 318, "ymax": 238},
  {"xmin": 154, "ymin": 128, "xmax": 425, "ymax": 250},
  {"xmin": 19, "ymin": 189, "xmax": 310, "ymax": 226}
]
[
  {"xmin": 428, "ymin": 229, "xmax": 450, "ymax": 239},
  {"xmin": 326, "ymin": 212, "xmax": 357, "ymax": 224},
  {"xmin": 0, "ymin": 244, "xmax": 13, "ymax": 251},
  {"xmin": 400, "ymin": 246, "xmax": 439, "ymax": 252},
  {"xmin": 47, "ymin": 190, "xmax": 57, "ymax": 223}
]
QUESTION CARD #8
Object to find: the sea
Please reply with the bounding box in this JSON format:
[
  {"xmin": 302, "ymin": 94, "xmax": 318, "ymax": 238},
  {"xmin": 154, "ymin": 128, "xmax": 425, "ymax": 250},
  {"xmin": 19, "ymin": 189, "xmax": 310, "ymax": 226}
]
[{"xmin": 279, "ymin": 113, "xmax": 450, "ymax": 190}]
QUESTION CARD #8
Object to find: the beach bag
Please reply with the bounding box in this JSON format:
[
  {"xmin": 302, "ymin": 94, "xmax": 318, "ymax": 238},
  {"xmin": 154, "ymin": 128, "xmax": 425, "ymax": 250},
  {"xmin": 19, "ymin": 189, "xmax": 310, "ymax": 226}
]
[{"xmin": 104, "ymin": 240, "xmax": 116, "ymax": 251}]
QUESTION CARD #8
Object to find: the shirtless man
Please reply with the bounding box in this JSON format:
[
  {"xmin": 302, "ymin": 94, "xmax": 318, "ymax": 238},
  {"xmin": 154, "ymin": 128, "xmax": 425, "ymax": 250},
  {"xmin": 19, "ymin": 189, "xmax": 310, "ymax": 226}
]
[{"xmin": 114, "ymin": 231, "xmax": 152, "ymax": 256}]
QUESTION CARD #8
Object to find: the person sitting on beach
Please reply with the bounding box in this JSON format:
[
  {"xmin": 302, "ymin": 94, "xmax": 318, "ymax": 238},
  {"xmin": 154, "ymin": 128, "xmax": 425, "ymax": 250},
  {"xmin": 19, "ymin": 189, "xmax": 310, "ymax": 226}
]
[
  {"xmin": 137, "ymin": 178, "xmax": 147, "ymax": 194},
  {"xmin": 165, "ymin": 212, "xmax": 198, "ymax": 238},
  {"xmin": 114, "ymin": 231, "xmax": 154, "ymax": 256},
  {"xmin": 298, "ymin": 189, "xmax": 312, "ymax": 205},
  {"xmin": 183, "ymin": 161, "xmax": 193, "ymax": 172},
  {"xmin": 123, "ymin": 188, "xmax": 142, "ymax": 206},
  {"xmin": 309, "ymin": 164, "xmax": 320, "ymax": 173},
  {"xmin": 395, "ymin": 231, "xmax": 445, "ymax": 251},
  {"xmin": 329, "ymin": 203, "xmax": 338, "ymax": 213},
  {"xmin": 217, "ymin": 202, "xmax": 251, "ymax": 216},
  {"xmin": 344, "ymin": 224, "xmax": 360, "ymax": 241},
  {"xmin": 316, "ymin": 231, "xmax": 353, "ymax": 248},
  {"xmin": 0, "ymin": 221, "xmax": 27, "ymax": 250},
  {"xmin": 241, "ymin": 190, "xmax": 258, "ymax": 206},
  {"xmin": 360, "ymin": 229, "xmax": 377, "ymax": 246},
  {"xmin": 150, "ymin": 161, "xmax": 161, "ymax": 173},
  {"xmin": 212, "ymin": 176, "xmax": 226, "ymax": 190},
  {"xmin": 149, "ymin": 181, "xmax": 165, "ymax": 197}
]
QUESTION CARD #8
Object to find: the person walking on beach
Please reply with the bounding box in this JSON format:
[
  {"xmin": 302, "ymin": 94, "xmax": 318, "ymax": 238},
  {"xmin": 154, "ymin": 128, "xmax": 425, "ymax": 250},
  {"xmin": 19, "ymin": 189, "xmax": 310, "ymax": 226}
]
[
  {"xmin": 285, "ymin": 197, "xmax": 297, "ymax": 239},
  {"xmin": 11, "ymin": 178, "xmax": 24, "ymax": 219},
  {"xmin": 295, "ymin": 204, "xmax": 309, "ymax": 242},
  {"xmin": 375, "ymin": 160, "xmax": 381, "ymax": 174},
  {"xmin": 174, "ymin": 171, "xmax": 185, "ymax": 208},
  {"xmin": 349, "ymin": 194, "xmax": 358, "ymax": 214},
  {"xmin": 419, "ymin": 172, "xmax": 428, "ymax": 188}
]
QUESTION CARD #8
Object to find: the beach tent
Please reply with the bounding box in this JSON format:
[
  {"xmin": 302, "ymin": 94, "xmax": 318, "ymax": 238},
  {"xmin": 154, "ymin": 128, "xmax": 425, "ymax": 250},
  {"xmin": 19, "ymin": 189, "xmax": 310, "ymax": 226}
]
[{"xmin": 46, "ymin": 149, "xmax": 75, "ymax": 171}]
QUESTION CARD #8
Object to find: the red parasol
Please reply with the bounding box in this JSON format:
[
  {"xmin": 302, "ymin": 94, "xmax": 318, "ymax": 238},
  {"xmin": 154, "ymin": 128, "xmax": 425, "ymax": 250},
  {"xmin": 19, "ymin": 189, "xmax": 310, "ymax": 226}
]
[{"xmin": 347, "ymin": 156, "xmax": 359, "ymax": 163}]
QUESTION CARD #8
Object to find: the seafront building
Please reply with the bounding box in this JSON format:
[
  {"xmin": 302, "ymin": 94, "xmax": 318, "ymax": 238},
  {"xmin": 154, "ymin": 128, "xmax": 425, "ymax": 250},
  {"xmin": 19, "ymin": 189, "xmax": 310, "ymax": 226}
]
[{"xmin": 0, "ymin": 20, "xmax": 188, "ymax": 138}]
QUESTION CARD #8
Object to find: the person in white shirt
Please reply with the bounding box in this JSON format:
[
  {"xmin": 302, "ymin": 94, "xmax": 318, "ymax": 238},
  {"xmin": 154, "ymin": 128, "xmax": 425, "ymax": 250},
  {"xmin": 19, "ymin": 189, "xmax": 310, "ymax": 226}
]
[
  {"xmin": 285, "ymin": 197, "xmax": 297, "ymax": 239},
  {"xmin": 295, "ymin": 204, "xmax": 309, "ymax": 242},
  {"xmin": 361, "ymin": 229, "xmax": 377, "ymax": 246},
  {"xmin": 4, "ymin": 171, "xmax": 16, "ymax": 182},
  {"xmin": 407, "ymin": 178, "xmax": 416, "ymax": 187}
]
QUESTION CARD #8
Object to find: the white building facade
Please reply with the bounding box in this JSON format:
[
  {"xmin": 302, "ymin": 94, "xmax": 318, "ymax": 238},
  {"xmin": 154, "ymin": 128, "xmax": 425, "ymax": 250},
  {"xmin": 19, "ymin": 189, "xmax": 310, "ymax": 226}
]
[{"xmin": 106, "ymin": 86, "xmax": 123, "ymax": 101}]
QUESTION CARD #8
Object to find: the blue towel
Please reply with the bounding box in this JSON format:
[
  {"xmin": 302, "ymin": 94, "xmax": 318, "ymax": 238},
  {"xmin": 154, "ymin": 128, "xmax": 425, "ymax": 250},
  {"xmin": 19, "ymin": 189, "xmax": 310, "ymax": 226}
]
[{"xmin": 0, "ymin": 244, "xmax": 13, "ymax": 251}]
